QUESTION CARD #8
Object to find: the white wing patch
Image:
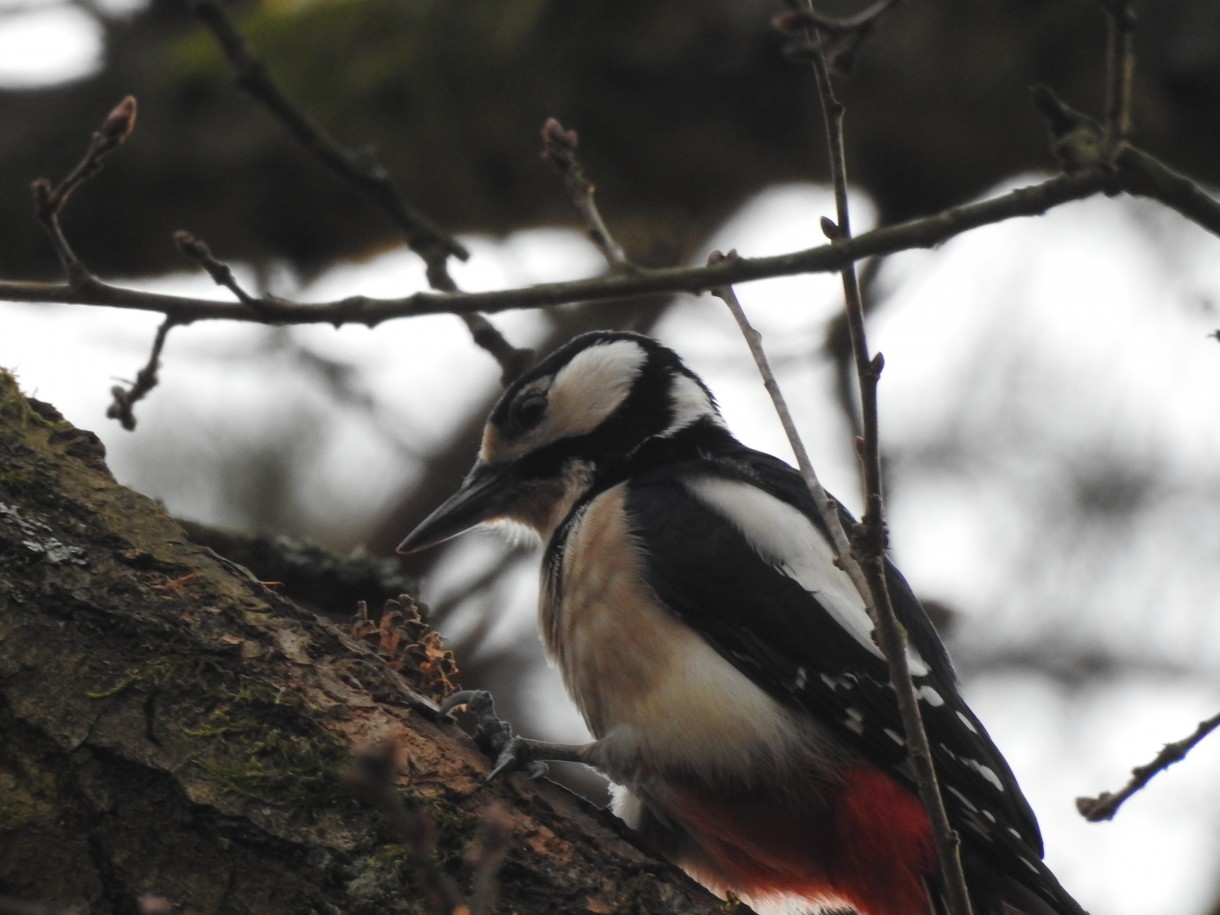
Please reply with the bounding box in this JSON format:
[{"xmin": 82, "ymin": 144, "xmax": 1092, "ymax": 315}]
[
  {"xmin": 683, "ymin": 477, "xmax": 934, "ymax": 678},
  {"xmin": 684, "ymin": 478, "xmax": 916, "ymax": 669}
]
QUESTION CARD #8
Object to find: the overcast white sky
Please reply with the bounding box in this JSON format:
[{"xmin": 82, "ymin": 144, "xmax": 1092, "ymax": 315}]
[{"xmin": 3, "ymin": 6, "xmax": 1219, "ymax": 915}]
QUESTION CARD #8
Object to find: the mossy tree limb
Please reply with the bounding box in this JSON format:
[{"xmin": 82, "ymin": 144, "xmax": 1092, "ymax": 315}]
[{"xmin": 0, "ymin": 370, "xmax": 724, "ymax": 915}]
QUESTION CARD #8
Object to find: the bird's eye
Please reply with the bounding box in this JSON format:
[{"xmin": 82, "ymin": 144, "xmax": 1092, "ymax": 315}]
[{"xmin": 509, "ymin": 392, "xmax": 548, "ymax": 433}]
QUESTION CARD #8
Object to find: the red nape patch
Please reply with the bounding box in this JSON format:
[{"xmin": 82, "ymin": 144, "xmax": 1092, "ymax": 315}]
[{"xmin": 662, "ymin": 766, "xmax": 936, "ymax": 915}]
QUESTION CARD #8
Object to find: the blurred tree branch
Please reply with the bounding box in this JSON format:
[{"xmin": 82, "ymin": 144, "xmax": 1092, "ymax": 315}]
[
  {"xmin": 5, "ymin": 0, "xmax": 1220, "ymax": 279},
  {"xmin": 189, "ymin": 0, "xmax": 526, "ymax": 382},
  {"xmin": 189, "ymin": 0, "xmax": 467, "ymax": 283},
  {"xmin": 5, "ymin": 148, "xmax": 1214, "ymax": 323},
  {"xmin": 1077, "ymin": 711, "xmax": 1220, "ymax": 823},
  {"xmin": 4, "ymin": 0, "xmax": 1218, "ymax": 439}
]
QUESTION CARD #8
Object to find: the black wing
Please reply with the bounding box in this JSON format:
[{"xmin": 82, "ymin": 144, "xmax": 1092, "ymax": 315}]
[{"xmin": 622, "ymin": 447, "xmax": 1051, "ymax": 884}]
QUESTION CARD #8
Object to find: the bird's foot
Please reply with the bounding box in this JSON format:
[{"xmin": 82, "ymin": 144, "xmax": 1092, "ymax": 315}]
[{"xmin": 441, "ymin": 689, "xmax": 581, "ymax": 781}]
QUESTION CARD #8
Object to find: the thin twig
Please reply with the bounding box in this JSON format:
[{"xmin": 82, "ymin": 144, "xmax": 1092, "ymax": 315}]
[
  {"xmin": 0, "ymin": 168, "xmax": 1132, "ymax": 324},
  {"xmin": 1076, "ymin": 711, "xmax": 1220, "ymax": 822},
  {"xmin": 187, "ymin": 0, "xmax": 531, "ymax": 381},
  {"xmin": 106, "ymin": 318, "xmax": 177, "ymax": 431},
  {"xmin": 26, "ymin": 94, "xmax": 182, "ymax": 433},
  {"xmin": 776, "ymin": 0, "xmax": 905, "ymax": 33},
  {"xmin": 710, "ymin": 254, "xmax": 858, "ymax": 572},
  {"xmin": 463, "ymin": 313, "xmax": 536, "ymax": 384},
  {"xmin": 1030, "ymin": 85, "xmax": 1220, "ymax": 236},
  {"xmin": 798, "ymin": 16, "xmax": 974, "ymax": 915},
  {"xmin": 6, "ymin": 139, "xmax": 1216, "ymax": 328},
  {"xmin": 774, "ymin": 0, "xmax": 905, "ymax": 72},
  {"xmin": 1114, "ymin": 144, "xmax": 1220, "ymax": 231},
  {"xmin": 712, "ymin": 278, "xmax": 953, "ymax": 891},
  {"xmin": 173, "ymin": 230, "xmax": 263, "ymax": 310},
  {"xmin": 714, "ymin": 266, "xmax": 969, "ymax": 915},
  {"xmin": 30, "ymin": 96, "xmax": 137, "ymax": 286},
  {"xmin": 541, "ymin": 118, "xmax": 633, "ymax": 271},
  {"xmin": 187, "ymin": 0, "xmax": 464, "ymax": 281},
  {"xmin": 1099, "ymin": 0, "xmax": 1136, "ymax": 154}
]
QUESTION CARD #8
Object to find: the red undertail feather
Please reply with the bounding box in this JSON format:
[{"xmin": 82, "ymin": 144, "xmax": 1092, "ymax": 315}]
[{"xmin": 663, "ymin": 765, "xmax": 936, "ymax": 915}]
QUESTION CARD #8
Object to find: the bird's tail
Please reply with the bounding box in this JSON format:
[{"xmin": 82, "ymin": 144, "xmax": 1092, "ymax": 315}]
[
  {"xmin": 929, "ymin": 851, "xmax": 1087, "ymax": 915},
  {"xmin": 996, "ymin": 873, "xmax": 1088, "ymax": 915}
]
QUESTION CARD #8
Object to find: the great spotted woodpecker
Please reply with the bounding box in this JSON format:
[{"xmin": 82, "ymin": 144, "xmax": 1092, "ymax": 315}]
[{"xmin": 398, "ymin": 331, "xmax": 1086, "ymax": 915}]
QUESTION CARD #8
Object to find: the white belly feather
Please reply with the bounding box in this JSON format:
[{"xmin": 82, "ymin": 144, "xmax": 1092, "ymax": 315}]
[{"xmin": 540, "ymin": 483, "xmax": 849, "ymax": 789}]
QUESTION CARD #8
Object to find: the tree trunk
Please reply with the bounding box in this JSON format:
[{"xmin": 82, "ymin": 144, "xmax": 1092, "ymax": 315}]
[{"xmin": 0, "ymin": 370, "xmax": 723, "ymax": 915}]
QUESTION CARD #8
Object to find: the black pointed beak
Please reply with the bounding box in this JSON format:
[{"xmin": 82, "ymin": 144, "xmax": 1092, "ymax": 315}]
[{"xmin": 396, "ymin": 461, "xmax": 515, "ymax": 555}]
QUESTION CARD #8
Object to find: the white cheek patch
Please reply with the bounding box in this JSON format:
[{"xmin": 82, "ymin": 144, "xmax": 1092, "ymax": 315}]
[
  {"xmin": 661, "ymin": 373, "xmax": 721, "ymax": 437},
  {"xmin": 544, "ymin": 339, "xmax": 648, "ymax": 441}
]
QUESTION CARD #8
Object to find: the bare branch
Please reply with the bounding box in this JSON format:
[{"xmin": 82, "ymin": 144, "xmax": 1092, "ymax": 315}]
[
  {"xmin": 30, "ymin": 96, "xmax": 137, "ymax": 286},
  {"xmin": 106, "ymin": 318, "xmax": 177, "ymax": 431},
  {"xmin": 775, "ymin": 0, "xmax": 905, "ymax": 33},
  {"xmin": 1099, "ymin": 0, "xmax": 1137, "ymax": 151},
  {"xmin": 1115, "ymin": 145, "xmax": 1220, "ymax": 237},
  {"xmin": 0, "ymin": 168, "xmax": 1118, "ymax": 324},
  {"xmin": 1077, "ymin": 711, "xmax": 1220, "ymax": 822},
  {"xmin": 187, "ymin": 0, "xmax": 465, "ymax": 282},
  {"xmin": 774, "ymin": 0, "xmax": 906, "ymax": 73},
  {"xmin": 541, "ymin": 118, "xmax": 634, "ymax": 271},
  {"xmin": 186, "ymin": 0, "xmax": 532, "ymax": 381},
  {"xmin": 7, "ymin": 115, "xmax": 1215, "ymax": 337},
  {"xmin": 797, "ymin": 19, "xmax": 974, "ymax": 914},
  {"xmin": 173, "ymin": 230, "xmax": 263, "ymax": 310},
  {"xmin": 115, "ymin": 226, "xmax": 259, "ymax": 431},
  {"xmin": 711, "ymin": 253, "xmax": 858, "ymax": 572},
  {"xmin": 1032, "ymin": 85, "xmax": 1220, "ymax": 236},
  {"xmin": 463, "ymin": 313, "xmax": 536, "ymax": 384}
]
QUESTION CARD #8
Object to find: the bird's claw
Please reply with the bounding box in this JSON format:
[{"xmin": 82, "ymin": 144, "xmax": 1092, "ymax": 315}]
[
  {"xmin": 441, "ymin": 689, "xmax": 548, "ymax": 781},
  {"xmin": 441, "ymin": 689, "xmax": 512, "ymax": 753},
  {"xmin": 490, "ymin": 736, "xmax": 549, "ymax": 781}
]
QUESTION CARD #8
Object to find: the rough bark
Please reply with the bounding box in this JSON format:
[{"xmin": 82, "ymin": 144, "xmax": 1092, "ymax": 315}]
[{"xmin": 0, "ymin": 370, "xmax": 725, "ymax": 915}]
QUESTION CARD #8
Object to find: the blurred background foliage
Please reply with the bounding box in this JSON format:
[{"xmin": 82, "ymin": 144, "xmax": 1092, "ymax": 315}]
[{"xmin": 4, "ymin": 0, "xmax": 1220, "ymax": 278}]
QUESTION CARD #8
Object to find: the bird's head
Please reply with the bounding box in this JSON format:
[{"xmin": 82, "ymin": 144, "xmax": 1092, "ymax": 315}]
[{"xmin": 396, "ymin": 331, "xmax": 724, "ymax": 553}]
